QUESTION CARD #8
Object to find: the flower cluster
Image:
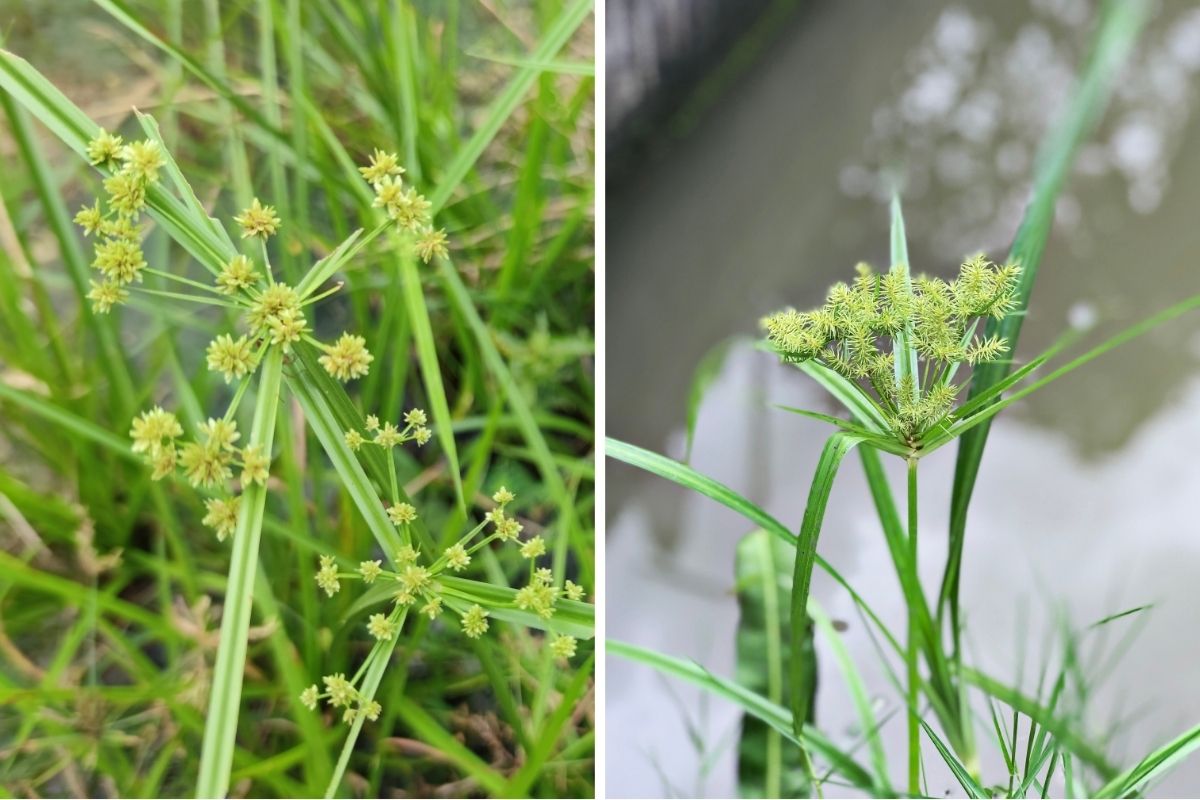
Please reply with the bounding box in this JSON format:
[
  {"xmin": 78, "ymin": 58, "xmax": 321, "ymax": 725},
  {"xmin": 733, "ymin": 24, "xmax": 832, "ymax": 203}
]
[
  {"xmin": 303, "ymin": 487, "xmax": 586, "ymax": 723},
  {"xmin": 343, "ymin": 409, "xmax": 432, "ymax": 453},
  {"xmin": 75, "ymin": 130, "xmax": 166, "ymax": 312},
  {"xmin": 121, "ymin": 141, "xmax": 427, "ymax": 539},
  {"xmin": 360, "ymin": 149, "xmax": 449, "ymax": 264},
  {"xmin": 763, "ymin": 256, "xmax": 1021, "ymax": 440}
]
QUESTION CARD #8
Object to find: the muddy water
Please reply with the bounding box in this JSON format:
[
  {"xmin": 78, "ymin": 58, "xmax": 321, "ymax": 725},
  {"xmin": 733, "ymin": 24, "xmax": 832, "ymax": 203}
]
[{"xmin": 606, "ymin": 2, "xmax": 1200, "ymax": 796}]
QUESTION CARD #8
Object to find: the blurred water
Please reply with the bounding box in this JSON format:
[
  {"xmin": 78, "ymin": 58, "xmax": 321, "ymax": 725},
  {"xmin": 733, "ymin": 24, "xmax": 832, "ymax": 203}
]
[{"xmin": 606, "ymin": 1, "xmax": 1200, "ymax": 796}]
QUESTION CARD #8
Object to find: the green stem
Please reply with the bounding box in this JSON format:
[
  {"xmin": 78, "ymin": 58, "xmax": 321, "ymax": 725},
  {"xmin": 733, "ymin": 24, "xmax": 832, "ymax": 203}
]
[
  {"xmin": 907, "ymin": 457, "xmax": 920, "ymax": 796},
  {"xmin": 325, "ymin": 609, "xmax": 407, "ymax": 798},
  {"xmin": 195, "ymin": 347, "xmax": 284, "ymax": 799}
]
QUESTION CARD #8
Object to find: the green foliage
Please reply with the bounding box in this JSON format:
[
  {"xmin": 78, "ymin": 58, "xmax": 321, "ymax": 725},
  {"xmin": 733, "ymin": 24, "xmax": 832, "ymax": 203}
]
[{"xmin": 0, "ymin": 1, "xmax": 594, "ymax": 797}]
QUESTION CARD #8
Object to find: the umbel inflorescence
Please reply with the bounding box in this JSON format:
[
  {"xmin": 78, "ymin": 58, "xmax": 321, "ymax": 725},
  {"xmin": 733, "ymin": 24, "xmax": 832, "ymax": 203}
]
[
  {"xmin": 111, "ymin": 136, "xmax": 445, "ymax": 536},
  {"xmin": 763, "ymin": 257, "xmax": 1021, "ymax": 442},
  {"xmin": 302, "ymin": 474, "xmax": 584, "ymax": 722}
]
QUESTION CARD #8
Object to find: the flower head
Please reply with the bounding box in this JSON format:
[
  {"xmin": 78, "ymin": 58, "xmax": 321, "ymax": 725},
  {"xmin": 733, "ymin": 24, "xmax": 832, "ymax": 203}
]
[
  {"xmin": 120, "ymin": 139, "xmax": 166, "ymax": 182},
  {"xmin": 461, "ymin": 604, "xmax": 489, "ymax": 639},
  {"xmin": 178, "ymin": 441, "xmax": 233, "ymax": 488},
  {"xmin": 359, "ymin": 149, "xmax": 404, "ymax": 184},
  {"xmin": 75, "ymin": 202, "xmax": 103, "ymax": 236},
  {"xmin": 403, "ymin": 408, "xmax": 427, "ymax": 427},
  {"xmin": 316, "ymin": 554, "xmax": 341, "ymax": 597},
  {"xmin": 234, "ymin": 198, "xmax": 281, "ymax": 239},
  {"xmin": 216, "ymin": 255, "xmax": 258, "ymax": 294},
  {"xmin": 387, "ymin": 502, "xmax": 417, "ymax": 526},
  {"xmin": 520, "ymin": 536, "xmax": 546, "ymax": 560},
  {"xmin": 92, "ymin": 237, "xmax": 146, "ymax": 284},
  {"xmin": 443, "ymin": 543, "xmax": 470, "ymax": 572},
  {"xmin": 550, "ymin": 634, "xmax": 577, "ymax": 660},
  {"xmin": 319, "ymin": 333, "xmax": 373, "ymax": 381},
  {"xmin": 348, "ymin": 562, "xmax": 378, "ymax": 586},
  {"xmin": 206, "ymin": 334, "xmax": 259, "ymax": 383},
  {"xmin": 86, "ymin": 129, "xmax": 124, "ymax": 166},
  {"xmin": 344, "ymin": 429, "xmax": 365, "ymax": 451},
  {"xmin": 414, "ymin": 228, "xmax": 449, "ymax": 263},
  {"xmin": 202, "ymin": 496, "xmax": 240, "ymax": 541},
  {"xmin": 131, "ymin": 407, "xmax": 183, "ymax": 455},
  {"xmin": 367, "ymin": 612, "xmax": 397, "ymax": 641},
  {"xmin": 300, "ymin": 685, "xmax": 320, "ymax": 710},
  {"xmin": 240, "ymin": 444, "xmax": 270, "ymax": 486}
]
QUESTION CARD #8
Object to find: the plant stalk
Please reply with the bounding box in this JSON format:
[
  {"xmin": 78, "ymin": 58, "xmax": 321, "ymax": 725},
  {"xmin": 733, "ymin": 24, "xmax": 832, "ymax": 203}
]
[
  {"xmin": 196, "ymin": 347, "xmax": 284, "ymax": 799},
  {"xmin": 907, "ymin": 457, "xmax": 920, "ymax": 796}
]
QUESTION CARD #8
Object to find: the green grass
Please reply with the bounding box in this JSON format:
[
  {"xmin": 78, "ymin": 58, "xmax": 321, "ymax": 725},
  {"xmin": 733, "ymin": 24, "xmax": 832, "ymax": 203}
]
[{"xmin": 0, "ymin": 1, "xmax": 594, "ymax": 797}]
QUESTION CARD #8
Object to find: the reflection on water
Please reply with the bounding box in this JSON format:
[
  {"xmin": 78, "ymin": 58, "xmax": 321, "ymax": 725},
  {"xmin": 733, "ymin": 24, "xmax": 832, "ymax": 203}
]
[{"xmin": 607, "ymin": 0, "xmax": 1200, "ymax": 796}]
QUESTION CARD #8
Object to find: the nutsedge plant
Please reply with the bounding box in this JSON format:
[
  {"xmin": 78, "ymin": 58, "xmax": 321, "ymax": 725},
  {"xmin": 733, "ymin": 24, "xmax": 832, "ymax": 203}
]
[{"xmin": 95, "ymin": 130, "xmax": 462, "ymax": 797}]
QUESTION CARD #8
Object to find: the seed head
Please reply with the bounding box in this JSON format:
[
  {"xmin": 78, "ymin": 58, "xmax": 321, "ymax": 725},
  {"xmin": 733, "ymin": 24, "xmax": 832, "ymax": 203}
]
[
  {"xmin": 206, "ymin": 334, "xmax": 259, "ymax": 383},
  {"xmin": 240, "ymin": 444, "xmax": 270, "ymax": 486},
  {"xmin": 394, "ymin": 545, "xmax": 420, "ymax": 565},
  {"xmin": 202, "ymin": 496, "xmax": 240, "ymax": 541},
  {"xmin": 404, "ymin": 408, "xmax": 427, "ymax": 427},
  {"xmin": 299, "ymin": 685, "xmax": 319, "ymax": 710},
  {"xmin": 119, "ymin": 139, "xmax": 166, "ymax": 182},
  {"xmin": 316, "ymin": 554, "xmax": 341, "ymax": 597},
  {"xmin": 86, "ymin": 129, "xmax": 124, "ymax": 166},
  {"xmin": 234, "ymin": 198, "xmax": 281, "ymax": 239},
  {"xmin": 75, "ymin": 202, "xmax": 103, "ymax": 236},
  {"xmin": 359, "ymin": 149, "xmax": 404, "ymax": 185},
  {"xmin": 198, "ymin": 418, "xmax": 240, "ymax": 451},
  {"xmin": 87, "ymin": 280, "xmax": 127, "ymax": 314},
  {"xmin": 130, "ymin": 407, "xmax": 183, "ymax": 455},
  {"xmin": 374, "ymin": 422, "xmax": 403, "ymax": 448},
  {"xmin": 519, "ymin": 536, "xmax": 546, "ymax": 559},
  {"xmin": 323, "ymin": 673, "xmax": 354, "ymax": 708},
  {"xmin": 319, "ymin": 333, "xmax": 373, "ymax": 382},
  {"xmin": 216, "ymin": 255, "xmax": 258, "ymax": 294},
  {"xmin": 564, "ymin": 580, "xmax": 585, "ymax": 602},
  {"xmin": 367, "ymin": 612, "xmax": 397, "ymax": 641},
  {"xmin": 550, "ymin": 634, "xmax": 577, "ymax": 660},
  {"xmin": 103, "ymin": 172, "xmax": 147, "ymax": 216},
  {"xmin": 461, "ymin": 604, "xmax": 489, "ymax": 639},
  {"xmin": 420, "ymin": 596, "xmax": 443, "ymax": 620},
  {"xmin": 414, "ymin": 228, "xmax": 449, "ymax": 263},
  {"xmin": 443, "ymin": 543, "xmax": 470, "ymax": 572},
  {"xmin": 414, "ymin": 427, "xmax": 432, "ymax": 446},
  {"xmin": 492, "ymin": 486, "xmax": 515, "ymax": 506},
  {"xmin": 92, "ymin": 237, "xmax": 146, "ymax": 285},
  {"xmin": 387, "ymin": 502, "xmax": 417, "ymax": 526},
  {"xmin": 178, "ymin": 441, "xmax": 233, "ymax": 488},
  {"xmin": 344, "ymin": 429, "xmax": 365, "ymax": 451},
  {"xmin": 398, "ymin": 564, "xmax": 430, "ymax": 594},
  {"xmin": 515, "ymin": 579, "xmax": 558, "ymax": 619}
]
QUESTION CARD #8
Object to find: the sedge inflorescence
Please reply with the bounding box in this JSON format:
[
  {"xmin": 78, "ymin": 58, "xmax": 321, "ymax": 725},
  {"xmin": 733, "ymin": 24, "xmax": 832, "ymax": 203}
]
[
  {"xmin": 76, "ymin": 131, "xmax": 165, "ymax": 311},
  {"xmin": 360, "ymin": 148, "xmax": 449, "ymax": 263},
  {"xmin": 763, "ymin": 256, "xmax": 1021, "ymax": 442},
  {"xmin": 116, "ymin": 141, "xmax": 431, "ymax": 538},
  {"xmin": 302, "ymin": 485, "xmax": 586, "ymax": 724}
]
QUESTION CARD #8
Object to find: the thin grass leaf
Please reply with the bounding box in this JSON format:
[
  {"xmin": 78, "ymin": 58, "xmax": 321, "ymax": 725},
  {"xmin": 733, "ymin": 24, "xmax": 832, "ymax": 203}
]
[
  {"xmin": 196, "ymin": 349, "xmax": 284, "ymax": 799},
  {"xmin": 1096, "ymin": 723, "xmax": 1200, "ymax": 798},
  {"xmin": 790, "ymin": 432, "xmax": 864, "ymax": 735},
  {"xmin": 608, "ymin": 639, "xmax": 880, "ymax": 792},
  {"xmin": 890, "ymin": 192, "xmax": 919, "ymax": 403},
  {"xmin": 943, "ymin": 0, "xmax": 1150, "ymax": 643},
  {"xmin": 398, "ymin": 250, "xmax": 464, "ymax": 511},
  {"xmin": 808, "ymin": 600, "xmax": 892, "ymax": 791},
  {"xmin": 920, "ymin": 718, "xmax": 987, "ymax": 799},
  {"xmin": 425, "ymin": 0, "xmax": 592, "ymax": 213}
]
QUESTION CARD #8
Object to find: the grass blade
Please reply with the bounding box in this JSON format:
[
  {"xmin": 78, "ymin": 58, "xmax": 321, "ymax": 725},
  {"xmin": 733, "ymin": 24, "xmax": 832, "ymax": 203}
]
[
  {"xmin": 790, "ymin": 432, "xmax": 864, "ymax": 734},
  {"xmin": 890, "ymin": 192, "xmax": 918, "ymax": 403},
  {"xmin": 942, "ymin": 0, "xmax": 1149, "ymax": 642},
  {"xmin": 196, "ymin": 349, "xmax": 284, "ymax": 799},
  {"xmin": 609, "ymin": 639, "xmax": 880, "ymax": 792}
]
